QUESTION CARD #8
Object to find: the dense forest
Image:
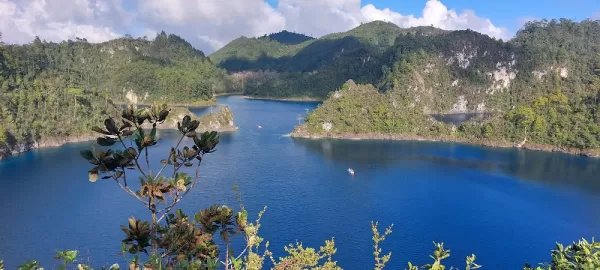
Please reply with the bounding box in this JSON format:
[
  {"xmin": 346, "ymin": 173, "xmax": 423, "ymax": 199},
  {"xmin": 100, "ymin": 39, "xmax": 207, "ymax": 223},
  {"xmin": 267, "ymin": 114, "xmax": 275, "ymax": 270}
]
[
  {"xmin": 210, "ymin": 21, "xmax": 446, "ymax": 98},
  {"xmin": 292, "ymin": 19, "xmax": 600, "ymax": 154},
  {"xmin": 0, "ymin": 32, "xmax": 228, "ymax": 159}
]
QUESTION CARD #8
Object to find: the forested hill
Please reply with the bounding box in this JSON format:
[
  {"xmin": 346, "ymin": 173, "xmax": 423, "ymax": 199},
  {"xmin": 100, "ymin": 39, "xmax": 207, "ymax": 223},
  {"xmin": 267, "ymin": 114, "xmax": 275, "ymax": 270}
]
[
  {"xmin": 293, "ymin": 19, "xmax": 600, "ymax": 154},
  {"xmin": 210, "ymin": 21, "xmax": 448, "ymax": 98},
  {"xmin": 1, "ymin": 31, "xmax": 227, "ymax": 103},
  {"xmin": 209, "ymin": 30, "xmax": 315, "ymax": 71},
  {"xmin": 0, "ymin": 31, "xmax": 227, "ymax": 159},
  {"xmin": 264, "ymin": 30, "xmax": 314, "ymax": 45}
]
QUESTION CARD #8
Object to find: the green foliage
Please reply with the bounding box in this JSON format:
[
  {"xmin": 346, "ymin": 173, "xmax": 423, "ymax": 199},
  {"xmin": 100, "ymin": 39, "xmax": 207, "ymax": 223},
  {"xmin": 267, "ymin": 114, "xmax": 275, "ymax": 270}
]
[
  {"xmin": 18, "ymin": 260, "xmax": 42, "ymax": 270},
  {"xmin": 80, "ymin": 103, "xmax": 234, "ymax": 268},
  {"xmin": 295, "ymin": 20, "xmax": 600, "ymax": 152},
  {"xmin": 270, "ymin": 239, "xmax": 342, "ymax": 270},
  {"xmin": 0, "ymin": 70, "xmax": 112, "ymax": 159},
  {"xmin": 54, "ymin": 250, "xmax": 78, "ymax": 270},
  {"xmin": 15, "ymin": 250, "xmax": 95, "ymax": 270},
  {"xmin": 408, "ymin": 242, "xmax": 479, "ymax": 270},
  {"xmin": 6, "ymin": 20, "xmax": 600, "ymax": 268},
  {"xmin": 1, "ymin": 32, "xmax": 224, "ymax": 102},
  {"xmin": 213, "ymin": 21, "xmax": 428, "ymax": 98},
  {"xmin": 524, "ymin": 239, "xmax": 600, "ymax": 270},
  {"xmin": 297, "ymin": 80, "xmax": 431, "ymax": 136},
  {"xmin": 262, "ymin": 30, "xmax": 314, "ymax": 45},
  {"xmin": 0, "ymin": 124, "xmax": 7, "ymax": 145},
  {"xmin": 372, "ymin": 222, "xmax": 393, "ymax": 270},
  {"xmin": 459, "ymin": 90, "xmax": 600, "ymax": 149},
  {"xmin": 0, "ymin": 32, "xmax": 228, "ymax": 159}
]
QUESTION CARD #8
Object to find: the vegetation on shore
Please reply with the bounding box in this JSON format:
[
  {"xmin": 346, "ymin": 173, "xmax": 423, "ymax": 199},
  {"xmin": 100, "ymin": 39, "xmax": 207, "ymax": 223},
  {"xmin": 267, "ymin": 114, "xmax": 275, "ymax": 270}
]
[
  {"xmin": 292, "ymin": 80, "xmax": 600, "ymax": 156},
  {"xmin": 289, "ymin": 19, "xmax": 600, "ymax": 155},
  {"xmin": 0, "ymin": 31, "xmax": 230, "ymax": 159},
  {"xmin": 0, "ymin": 104, "xmax": 237, "ymax": 160}
]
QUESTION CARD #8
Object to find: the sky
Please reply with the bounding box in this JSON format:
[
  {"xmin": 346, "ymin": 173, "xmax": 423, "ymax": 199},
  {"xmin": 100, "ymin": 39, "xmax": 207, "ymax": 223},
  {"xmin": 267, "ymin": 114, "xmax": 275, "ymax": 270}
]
[{"xmin": 0, "ymin": 0, "xmax": 599, "ymax": 53}]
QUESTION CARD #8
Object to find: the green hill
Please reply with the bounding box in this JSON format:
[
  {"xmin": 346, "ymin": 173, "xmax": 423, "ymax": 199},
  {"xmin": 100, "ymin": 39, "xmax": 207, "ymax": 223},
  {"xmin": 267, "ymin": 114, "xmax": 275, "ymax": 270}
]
[
  {"xmin": 263, "ymin": 30, "xmax": 314, "ymax": 45},
  {"xmin": 1, "ymin": 31, "xmax": 227, "ymax": 103},
  {"xmin": 212, "ymin": 21, "xmax": 449, "ymax": 98},
  {"xmin": 292, "ymin": 19, "xmax": 600, "ymax": 154},
  {"xmin": 209, "ymin": 31, "xmax": 314, "ymax": 70},
  {"xmin": 0, "ymin": 31, "xmax": 228, "ymax": 159}
]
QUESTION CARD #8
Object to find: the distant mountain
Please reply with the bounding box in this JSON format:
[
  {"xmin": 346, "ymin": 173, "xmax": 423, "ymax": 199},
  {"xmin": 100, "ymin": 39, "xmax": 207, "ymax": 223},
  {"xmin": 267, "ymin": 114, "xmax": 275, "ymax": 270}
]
[
  {"xmin": 210, "ymin": 21, "xmax": 433, "ymax": 72},
  {"xmin": 261, "ymin": 30, "xmax": 314, "ymax": 45},
  {"xmin": 211, "ymin": 20, "xmax": 448, "ymax": 98},
  {"xmin": 208, "ymin": 31, "xmax": 311, "ymax": 70},
  {"xmin": 320, "ymin": 21, "xmax": 445, "ymax": 48}
]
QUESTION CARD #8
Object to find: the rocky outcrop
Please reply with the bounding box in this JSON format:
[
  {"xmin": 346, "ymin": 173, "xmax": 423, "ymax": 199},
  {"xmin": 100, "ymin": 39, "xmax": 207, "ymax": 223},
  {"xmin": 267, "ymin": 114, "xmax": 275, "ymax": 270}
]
[
  {"xmin": 0, "ymin": 134, "xmax": 97, "ymax": 160},
  {"xmin": 149, "ymin": 106, "xmax": 238, "ymax": 132},
  {"xmin": 197, "ymin": 106, "xmax": 238, "ymax": 132}
]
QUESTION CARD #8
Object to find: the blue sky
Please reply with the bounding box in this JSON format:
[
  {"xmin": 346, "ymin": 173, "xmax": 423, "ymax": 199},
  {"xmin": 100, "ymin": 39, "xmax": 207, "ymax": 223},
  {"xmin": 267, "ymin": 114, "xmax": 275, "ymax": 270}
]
[{"xmin": 269, "ymin": 0, "xmax": 600, "ymax": 33}]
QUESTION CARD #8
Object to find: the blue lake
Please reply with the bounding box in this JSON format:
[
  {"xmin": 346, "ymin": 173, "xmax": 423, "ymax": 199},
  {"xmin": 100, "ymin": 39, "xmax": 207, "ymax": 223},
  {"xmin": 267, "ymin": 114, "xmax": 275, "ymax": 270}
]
[{"xmin": 1, "ymin": 96, "xmax": 600, "ymax": 269}]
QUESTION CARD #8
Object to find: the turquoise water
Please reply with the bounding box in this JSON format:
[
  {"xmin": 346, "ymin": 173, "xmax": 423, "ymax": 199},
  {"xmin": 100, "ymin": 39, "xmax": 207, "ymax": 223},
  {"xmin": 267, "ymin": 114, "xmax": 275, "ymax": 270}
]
[{"xmin": 1, "ymin": 96, "xmax": 600, "ymax": 269}]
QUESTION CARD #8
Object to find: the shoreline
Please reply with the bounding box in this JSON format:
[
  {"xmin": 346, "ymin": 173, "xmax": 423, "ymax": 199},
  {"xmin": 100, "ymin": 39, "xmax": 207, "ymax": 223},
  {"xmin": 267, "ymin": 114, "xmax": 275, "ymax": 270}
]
[
  {"xmin": 0, "ymin": 126, "xmax": 240, "ymax": 161},
  {"xmin": 215, "ymin": 92, "xmax": 244, "ymax": 97},
  {"xmin": 289, "ymin": 129, "xmax": 600, "ymax": 158},
  {"xmin": 0, "ymin": 133, "xmax": 97, "ymax": 161},
  {"xmin": 242, "ymin": 95, "xmax": 322, "ymax": 102},
  {"xmin": 113, "ymin": 100, "xmax": 216, "ymax": 108}
]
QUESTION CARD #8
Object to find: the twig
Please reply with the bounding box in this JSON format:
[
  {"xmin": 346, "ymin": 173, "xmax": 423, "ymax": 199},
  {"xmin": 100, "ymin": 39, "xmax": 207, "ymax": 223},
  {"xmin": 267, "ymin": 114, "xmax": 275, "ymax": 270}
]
[
  {"xmin": 113, "ymin": 178, "xmax": 145, "ymax": 204},
  {"xmin": 155, "ymin": 134, "xmax": 185, "ymax": 178},
  {"xmin": 234, "ymin": 246, "xmax": 249, "ymax": 261},
  {"xmin": 156, "ymin": 158, "xmax": 203, "ymax": 223},
  {"xmin": 117, "ymin": 134, "xmax": 147, "ymax": 178},
  {"xmin": 145, "ymin": 147, "xmax": 150, "ymax": 172}
]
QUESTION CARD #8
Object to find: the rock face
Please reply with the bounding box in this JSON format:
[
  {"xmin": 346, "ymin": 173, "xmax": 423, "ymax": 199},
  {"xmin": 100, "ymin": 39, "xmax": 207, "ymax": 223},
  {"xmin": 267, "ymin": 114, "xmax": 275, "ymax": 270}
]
[
  {"xmin": 0, "ymin": 134, "xmax": 97, "ymax": 160},
  {"xmin": 197, "ymin": 106, "xmax": 238, "ymax": 133},
  {"xmin": 146, "ymin": 106, "xmax": 238, "ymax": 133}
]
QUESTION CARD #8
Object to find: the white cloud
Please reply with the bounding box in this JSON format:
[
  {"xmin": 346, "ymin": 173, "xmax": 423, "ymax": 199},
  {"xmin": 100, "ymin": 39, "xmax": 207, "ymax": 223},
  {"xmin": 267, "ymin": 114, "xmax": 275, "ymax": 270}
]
[
  {"xmin": 136, "ymin": 0, "xmax": 286, "ymax": 51},
  {"xmin": 0, "ymin": 0, "xmax": 510, "ymax": 52},
  {"xmin": 0, "ymin": 0, "xmax": 127, "ymax": 43},
  {"xmin": 358, "ymin": 1, "xmax": 508, "ymax": 40},
  {"xmin": 276, "ymin": 0, "xmax": 362, "ymax": 37},
  {"xmin": 275, "ymin": 0, "xmax": 509, "ymax": 42}
]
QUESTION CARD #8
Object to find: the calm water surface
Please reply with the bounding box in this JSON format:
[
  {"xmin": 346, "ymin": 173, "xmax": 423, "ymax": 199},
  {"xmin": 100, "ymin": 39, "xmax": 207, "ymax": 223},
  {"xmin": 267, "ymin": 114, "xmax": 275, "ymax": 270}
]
[{"xmin": 1, "ymin": 96, "xmax": 600, "ymax": 269}]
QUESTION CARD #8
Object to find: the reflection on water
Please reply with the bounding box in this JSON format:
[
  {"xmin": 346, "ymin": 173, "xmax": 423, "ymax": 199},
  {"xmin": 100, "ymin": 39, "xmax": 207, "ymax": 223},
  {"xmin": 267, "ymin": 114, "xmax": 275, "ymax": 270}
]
[
  {"xmin": 430, "ymin": 113, "xmax": 491, "ymax": 125},
  {"xmin": 294, "ymin": 138, "xmax": 600, "ymax": 192}
]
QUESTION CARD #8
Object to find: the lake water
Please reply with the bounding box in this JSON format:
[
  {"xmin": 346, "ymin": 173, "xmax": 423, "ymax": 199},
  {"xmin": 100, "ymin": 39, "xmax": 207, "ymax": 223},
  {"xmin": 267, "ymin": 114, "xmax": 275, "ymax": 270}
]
[{"xmin": 1, "ymin": 96, "xmax": 600, "ymax": 269}]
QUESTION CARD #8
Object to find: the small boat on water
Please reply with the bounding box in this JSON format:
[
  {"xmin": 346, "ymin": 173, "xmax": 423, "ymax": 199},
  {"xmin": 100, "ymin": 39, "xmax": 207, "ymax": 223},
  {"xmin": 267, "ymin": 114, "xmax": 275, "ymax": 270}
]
[
  {"xmin": 347, "ymin": 168, "xmax": 355, "ymax": 176},
  {"xmin": 257, "ymin": 125, "xmax": 263, "ymax": 129}
]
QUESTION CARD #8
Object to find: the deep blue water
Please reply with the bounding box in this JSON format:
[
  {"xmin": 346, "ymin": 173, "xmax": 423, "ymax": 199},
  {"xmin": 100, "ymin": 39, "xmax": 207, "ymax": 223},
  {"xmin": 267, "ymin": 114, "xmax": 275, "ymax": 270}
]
[{"xmin": 1, "ymin": 96, "xmax": 600, "ymax": 269}]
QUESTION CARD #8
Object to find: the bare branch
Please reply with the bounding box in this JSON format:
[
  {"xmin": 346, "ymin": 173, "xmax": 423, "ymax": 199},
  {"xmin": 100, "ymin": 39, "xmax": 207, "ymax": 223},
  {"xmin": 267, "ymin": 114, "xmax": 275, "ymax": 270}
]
[
  {"xmin": 117, "ymin": 134, "xmax": 147, "ymax": 178},
  {"xmin": 156, "ymin": 158, "xmax": 203, "ymax": 223},
  {"xmin": 113, "ymin": 178, "xmax": 145, "ymax": 204},
  {"xmin": 155, "ymin": 134, "xmax": 185, "ymax": 178}
]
